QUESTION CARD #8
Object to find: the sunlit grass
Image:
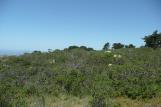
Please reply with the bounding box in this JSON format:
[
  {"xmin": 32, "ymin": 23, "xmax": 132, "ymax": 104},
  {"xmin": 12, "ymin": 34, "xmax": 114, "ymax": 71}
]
[
  {"xmin": 115, "ymin": 97, "xmax": 161, "ymax": 107},
  {"xmin": 27, "ymin": 95, "xmax": 90, "ymax": 107},
  {"xmin": 26, "ymin": 95, "xmax": 161, "ymax": 107}
]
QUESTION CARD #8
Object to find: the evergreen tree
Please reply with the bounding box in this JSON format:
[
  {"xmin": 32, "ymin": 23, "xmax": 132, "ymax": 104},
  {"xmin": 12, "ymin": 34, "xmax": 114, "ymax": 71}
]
[
  {"xmin": 112, "ymin": 43, "xmax": 124, "ymax": 49},
  {"xmin": 103, "ymin": 42, "xmax": 110, "ymax": 50},
  {"xmin": 143, "ymin": 30, "xmax": 161, "ymax": 48}
]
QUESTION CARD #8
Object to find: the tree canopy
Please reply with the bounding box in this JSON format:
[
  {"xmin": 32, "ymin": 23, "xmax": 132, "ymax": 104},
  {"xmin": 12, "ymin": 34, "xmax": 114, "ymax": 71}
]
[
  {"xmin": 125, "ymin": 44, "xmax": 136, "ymax": 48},
  {"xmin": 143, "ymin": 30, "xmax": 161, "ymax": 49},
  {"xmin": 103, "ymin": 42, "xmax": 110, "ymax": 50},
  {"xmin": 112, "ymin": 43, "xmax": 124, "ymax": 49}
]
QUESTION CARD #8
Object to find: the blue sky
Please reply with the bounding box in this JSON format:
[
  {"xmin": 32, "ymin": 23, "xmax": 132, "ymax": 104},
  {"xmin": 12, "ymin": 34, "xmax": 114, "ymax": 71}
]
[{"xmin": 0, "ymin": 0, "xmax": 161, "ymax": 51}]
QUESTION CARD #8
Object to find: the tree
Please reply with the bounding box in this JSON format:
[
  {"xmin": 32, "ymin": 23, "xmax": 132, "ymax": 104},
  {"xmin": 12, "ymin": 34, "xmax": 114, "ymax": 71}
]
[
  {"xmin": 79, "ymin": 46, "xmax": 94, "ymax": 51},
  {"xmin": 80, "ymin": 46, "xmax": 88, "ymax": 50},
  {"xmin": 125, "ymin": 44, "xmax": 135, "ymax": 48},
  {"xmin": 143, "ymin": 30, "xmax": 161, "ymax": 49},
  {"xmin": 32, "ymin": 50, "xmax": 41, "ymax": 54},
  {"xmin": 48, "ymin": 49, "xmax": 52, "ymax": 53},
  {"xmin": 112, "ymin": 43, "xmax": 124, "ymax": 49},
  {"xmin": 103, "ymin": 42, "xmax": 110, "ymax": 50},
  {"xmin": 67, "ymin": 45, "xmax": 94, "ymax": 51},
  {"xmin": 68, "ymin": 46, "xmax": 79, "ymax": 50},
  {"xmin": 87, "ymin": 47, "xmax": 94, "ymax": 51}
]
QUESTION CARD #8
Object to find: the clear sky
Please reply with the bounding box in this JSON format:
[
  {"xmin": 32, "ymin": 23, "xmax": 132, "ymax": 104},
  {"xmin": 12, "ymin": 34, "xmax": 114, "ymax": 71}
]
[{"xmin": 0, "ymin": 0, "xmax": 161, "ymax": 51}]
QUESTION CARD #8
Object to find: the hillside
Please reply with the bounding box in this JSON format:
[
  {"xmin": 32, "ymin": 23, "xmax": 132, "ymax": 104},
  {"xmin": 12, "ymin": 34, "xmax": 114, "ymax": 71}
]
[{"xmin": 0, "ymin": 48, "xmax": 161, "ymax": 107}]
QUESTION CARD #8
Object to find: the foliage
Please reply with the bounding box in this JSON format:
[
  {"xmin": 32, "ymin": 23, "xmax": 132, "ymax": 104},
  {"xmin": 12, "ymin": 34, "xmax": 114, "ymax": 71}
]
[
  {"xmin": 143, "ymin": 30, "xmax": 161, "ymax": 49},
  {"xmin": 112, "ymin": 43, "xmax": 124, "ymax": 49},
  {"xmin": 91, "ymin": 93, "xmax": 106, "ymax": 107},
  {"xmin": 1, "ymin": 42, "xmax": 161, "ymax": 106},
  {"xmin": 125, "ymin": 44, "xmax": 136, "ymax": 48},
  {"xmin": 66, "ymin": 45, "xmax": 94, "ymax": 51},
  {"xmin": 103, "ymin": 42, "xmax": 110, "ymax": 50}
]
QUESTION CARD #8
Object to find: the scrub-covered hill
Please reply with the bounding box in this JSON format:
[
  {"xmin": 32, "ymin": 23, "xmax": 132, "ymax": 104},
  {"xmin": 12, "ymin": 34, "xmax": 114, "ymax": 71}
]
[{"xmin": 0, "ymin": 48, "xmax": 161, "ymax": 107}]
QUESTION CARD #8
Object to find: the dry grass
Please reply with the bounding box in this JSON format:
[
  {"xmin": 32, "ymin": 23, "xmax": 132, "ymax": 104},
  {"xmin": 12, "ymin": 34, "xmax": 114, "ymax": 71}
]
[
  {"xmin": 27, "ymin": 95, "xmax": 90, "ymax": 107},
  {"xmin": 27, "ymin": 95, "xmax": 161, "ymax": 107},
  {"xmin": 115, "ymin": 97, "xmax": 161, "ymax": 107}
]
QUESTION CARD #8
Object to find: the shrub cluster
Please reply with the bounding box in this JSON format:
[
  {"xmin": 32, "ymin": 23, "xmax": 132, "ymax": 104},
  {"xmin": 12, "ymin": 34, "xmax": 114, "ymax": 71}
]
[{"xmin": 0, "ymin": 48, "xmax": 161, "ymax": 106}]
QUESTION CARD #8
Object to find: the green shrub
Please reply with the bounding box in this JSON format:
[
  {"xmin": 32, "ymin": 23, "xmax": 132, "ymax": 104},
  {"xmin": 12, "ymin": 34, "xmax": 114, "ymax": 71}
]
[{"xmin": 1, "ymin": 48, "xmax": 161, "ymax": 107}]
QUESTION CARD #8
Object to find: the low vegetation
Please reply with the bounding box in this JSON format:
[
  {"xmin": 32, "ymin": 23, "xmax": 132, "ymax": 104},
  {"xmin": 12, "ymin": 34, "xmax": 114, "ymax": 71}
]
[{"xmin": 0, "ymin": 31, "xmax": 161, "ymax": 107}]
